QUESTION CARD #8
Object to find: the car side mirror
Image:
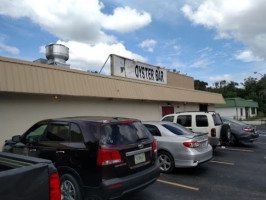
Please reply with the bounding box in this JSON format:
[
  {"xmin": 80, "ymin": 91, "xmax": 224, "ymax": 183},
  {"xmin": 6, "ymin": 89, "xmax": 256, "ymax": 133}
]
[{"xmin": 12, "ymin": 135, "xmax": 22, "ymax": 143}]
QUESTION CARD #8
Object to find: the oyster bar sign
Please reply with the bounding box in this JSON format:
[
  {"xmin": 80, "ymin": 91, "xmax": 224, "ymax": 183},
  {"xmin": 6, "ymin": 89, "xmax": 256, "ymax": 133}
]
[{"xmin": 111, "ymin": 54, "xmax": 167, "ymax": 84}]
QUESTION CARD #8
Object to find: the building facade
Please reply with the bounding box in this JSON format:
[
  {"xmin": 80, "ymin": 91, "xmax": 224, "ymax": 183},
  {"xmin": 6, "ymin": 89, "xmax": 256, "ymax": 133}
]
[
  {"xmin": 0, "ymin": 56, "xmax": 224, "ymax": 145},
  {"xmin": 215, "ymin": 98, "xmax": 258, "ymax": 120}
]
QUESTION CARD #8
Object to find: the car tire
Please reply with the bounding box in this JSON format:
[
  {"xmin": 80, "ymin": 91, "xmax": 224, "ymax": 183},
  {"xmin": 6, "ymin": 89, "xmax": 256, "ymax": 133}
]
[
  {"xmin": 221, "ymin": 124, "xmax": 231, "ymax": 145},
  {"xmin": 60, "ymin": 173, "xmax": 83, "ymax": 200},
  {"xmin": 229, "ymin": 134, "xmax": 237, "ymax": 146},
  {"xmin": 158, "ymin": 151, "xmax": 174, "ymax": 174}
]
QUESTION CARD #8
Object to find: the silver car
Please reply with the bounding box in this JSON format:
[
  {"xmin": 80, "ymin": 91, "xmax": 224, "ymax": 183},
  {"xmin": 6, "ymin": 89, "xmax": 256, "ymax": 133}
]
[{"xmin": 143, "ymin": 121, "xmax": 213, "ymax": 173}]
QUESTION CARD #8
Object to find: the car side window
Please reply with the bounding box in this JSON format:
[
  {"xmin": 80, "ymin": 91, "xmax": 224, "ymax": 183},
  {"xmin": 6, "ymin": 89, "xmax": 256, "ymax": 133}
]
[
  {"xmin": 25, "ymin": 124, "xmax": 48, "ymax": 143},
  {"xmin": 45, "ymin": 124, "xmax": 69, "ymax": 142},
  {"xmin": 196, "ymin": 115, "xmax": 208, "ymax": 127},
  {"xmin": 177, "ymin": 115, "xmax": 192, "ymax": 127},
  {"xmin": 162, "ymin": 116, "xmax": 174, "ymax": 122},
  {"xmin": 70, "ymin": 123, "xmax": 83, "ymax": 142},
  {"xmin": 144, "ymin": 124, "xmax": 161, "ymax": 136}
]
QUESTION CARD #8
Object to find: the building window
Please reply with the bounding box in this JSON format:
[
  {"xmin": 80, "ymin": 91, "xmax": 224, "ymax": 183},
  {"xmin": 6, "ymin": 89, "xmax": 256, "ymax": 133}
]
[
  {"xmin": 251, "ymin": 107, "xmax": 256, "ymax": 115},
  {"xmin": 199, "ymin": 104, "xmax": 208, "ymax": 112},
  {"xmin": 240, "ymin": 108, "xmax": 243, "ymax": 116}
]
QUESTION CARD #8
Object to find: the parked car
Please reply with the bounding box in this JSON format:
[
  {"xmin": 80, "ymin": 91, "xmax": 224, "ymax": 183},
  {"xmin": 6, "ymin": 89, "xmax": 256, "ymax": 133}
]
[
  {"xmin": 3, "ymin": 117, "xmax": 160, "ymax": 200},
  {"xmin": 221, "ymin": 117, "xmax": 259, "ymax": 145},
  {"xmin": 143, "ymin": 121, "xmax": 213, "ymax": 173},
  {"xmin": 161, "ymin": 112, "xmax": 231, "ymax": 148},
  {"xmin": 0, "ymin": 152, "xmax": 60, "ymax": 200}
]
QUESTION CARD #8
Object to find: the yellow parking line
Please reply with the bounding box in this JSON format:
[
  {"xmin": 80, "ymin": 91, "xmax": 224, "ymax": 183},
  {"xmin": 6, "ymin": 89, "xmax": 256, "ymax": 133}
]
[
  {"xmin": 218, "ymin": 147, "xmax": 254, "ymax": 152},
  {"xmin": 157, "ymin": 179, "xmax": 199, "ymax": 191},
  {"xmin": 210, "ymin": 160, "xmax": 235, "ymax": 165}
]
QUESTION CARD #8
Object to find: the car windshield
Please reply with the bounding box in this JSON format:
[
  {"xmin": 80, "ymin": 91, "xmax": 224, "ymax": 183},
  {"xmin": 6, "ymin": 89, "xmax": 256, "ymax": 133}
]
[
  {"xmin": 100, "ymin": 122, "xmax": 153, "ymax": 145},
  {"xmin": 162, "ymin": 123, "xmax": 193, "ymax": 135},
  {"xmin": 212, "ymin": 113, "xmax": 223, "ymax": 125},
  {"xmin": 223, "ymin": 117, "xmax": 248, "ymax": 126}
]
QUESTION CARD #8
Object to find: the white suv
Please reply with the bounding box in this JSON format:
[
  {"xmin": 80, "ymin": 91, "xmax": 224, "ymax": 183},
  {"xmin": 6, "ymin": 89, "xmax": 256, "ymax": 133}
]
[{"xmin": 161, "ymin": 112, "xmax": 231, "ymax": 148}]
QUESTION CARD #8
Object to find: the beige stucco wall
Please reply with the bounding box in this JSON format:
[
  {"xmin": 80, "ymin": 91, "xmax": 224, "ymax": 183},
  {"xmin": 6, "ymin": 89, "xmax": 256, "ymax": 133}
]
[
  {"xmin": 0, "ymin": 93, "xmax": 215, "ymax": 146},
  {"xmin": 0, "ymin": 93, "xmax": 164, "ymax": 146},
  {"xmin": 167, "ymin": 71, "xmax": 194, "ymax": 89}
]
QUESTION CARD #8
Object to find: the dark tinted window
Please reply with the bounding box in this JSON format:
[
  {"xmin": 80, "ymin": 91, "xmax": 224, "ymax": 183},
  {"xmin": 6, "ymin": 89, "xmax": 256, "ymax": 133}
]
[
  {"xmin": 196, "ymin": 115, "xmax": 208, "ymax": 127},
  {"xmin": 162, "ymin": 116, "xmax": 174, "ymax": 122},
  {"xmin": 26, "ymin": 124, "xmax": 48, "ymax": 143},
  {"xmin": 212, "ymin": 114, "xmax": 222, "ymax": 125},
  {"xmin": 70, "ymin": 123, "xmax": 83, "ymax": 142},
  {"xmin": 144, "ymin": 124, "xmax": 161, "ymax": 136},
  {"xmin": 199, "ymin": 104, "xmax": 208, "ymax": 111},
  {"xmin": 100, "ymin": 122, "xmax": 152, "ymax": 145},
  {"xmin": 177, "ymin": 115, "xmax": 192, "ymax": 127},
  {"xmin": 45, "ymin": 124, "xmax": 69, "ymax": 141},
  {"xmin": 162, "ymin": 123, "xmax": 193, "ymax": 135}
]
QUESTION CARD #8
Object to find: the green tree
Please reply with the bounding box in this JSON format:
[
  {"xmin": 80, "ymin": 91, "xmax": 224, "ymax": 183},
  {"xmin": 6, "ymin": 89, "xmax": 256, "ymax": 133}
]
[{"xmin": 194, "ymin": 80, "xmax": 208, "ymax": 91}]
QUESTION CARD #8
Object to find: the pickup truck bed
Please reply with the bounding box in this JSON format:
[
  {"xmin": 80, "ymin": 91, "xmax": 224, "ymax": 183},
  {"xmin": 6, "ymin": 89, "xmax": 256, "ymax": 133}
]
[{"xmin": 0, "ymin": 152, "xmax": 60, "ymax": 200}]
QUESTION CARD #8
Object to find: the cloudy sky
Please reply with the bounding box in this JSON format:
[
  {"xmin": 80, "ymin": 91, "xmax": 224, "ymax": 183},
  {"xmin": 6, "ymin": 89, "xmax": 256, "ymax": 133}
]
[{"xmin": 0, "ymin": 0, "xmax": 266, "ymax": 86}]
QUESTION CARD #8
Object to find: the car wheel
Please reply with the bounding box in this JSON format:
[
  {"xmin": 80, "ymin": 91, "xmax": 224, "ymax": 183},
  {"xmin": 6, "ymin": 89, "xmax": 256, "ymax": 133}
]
[
  {"xmin": 60, "ymin": 173, "xmax": 82, "ymax": 200},
  {"xmin": 158, "ymin": 151, "xmax": 174, "ymax": 174},
  {"xmin": 229, "ymin": 134, "xmax": 237, "ymax": 146}
]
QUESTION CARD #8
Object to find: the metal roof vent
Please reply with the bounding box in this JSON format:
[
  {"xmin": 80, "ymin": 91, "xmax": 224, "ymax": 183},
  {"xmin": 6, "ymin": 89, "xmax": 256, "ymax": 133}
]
[{"xmin": 45, "ymin": 44, "xmax": 70, "ymax": 68}]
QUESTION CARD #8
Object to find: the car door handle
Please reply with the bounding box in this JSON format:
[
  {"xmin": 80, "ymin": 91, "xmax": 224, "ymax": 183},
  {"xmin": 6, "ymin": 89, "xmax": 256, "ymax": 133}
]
[
  {"xmin": 56, "ymin": 150, "xmax": 65, "ymax": 154},
  {"xmin": 29, "ymin": 148, "xmax": 37, "ymax": 152}
]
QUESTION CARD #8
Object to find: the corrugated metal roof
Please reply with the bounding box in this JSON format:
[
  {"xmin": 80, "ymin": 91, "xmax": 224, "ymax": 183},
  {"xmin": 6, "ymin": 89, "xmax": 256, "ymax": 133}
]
[
  {"xmin": 215, "ymin": 98, "xmax": 258, "ymax": 108},
  {"xmin": 0, "ymin": 56, "xmax": 225, "ymax": 104}
]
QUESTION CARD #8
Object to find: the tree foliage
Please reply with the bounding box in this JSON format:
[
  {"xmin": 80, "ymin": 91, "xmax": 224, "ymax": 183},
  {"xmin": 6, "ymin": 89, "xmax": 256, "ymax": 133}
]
[{"xmin": 194, "ymin": 76, "xmax": 266, "ymax": 114}]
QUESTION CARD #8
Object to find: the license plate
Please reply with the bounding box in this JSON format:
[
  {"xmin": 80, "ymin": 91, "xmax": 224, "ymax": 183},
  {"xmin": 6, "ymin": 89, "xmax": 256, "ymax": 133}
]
[{"xmin": 134, "ymin": 153, "xmax": 146, "ymax": 164}]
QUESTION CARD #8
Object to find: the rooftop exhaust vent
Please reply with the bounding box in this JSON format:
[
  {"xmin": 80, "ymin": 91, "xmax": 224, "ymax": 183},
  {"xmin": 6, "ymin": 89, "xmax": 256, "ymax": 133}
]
[{"xmin": 45, "ymin": 44, "xmax": 70, "ymax": 68}]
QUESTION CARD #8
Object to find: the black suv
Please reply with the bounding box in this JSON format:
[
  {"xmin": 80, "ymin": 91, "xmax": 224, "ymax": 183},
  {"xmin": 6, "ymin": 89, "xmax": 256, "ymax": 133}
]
[{"xmin": 3, "ymin": 116, "xmax": 160, "ymax": 200}]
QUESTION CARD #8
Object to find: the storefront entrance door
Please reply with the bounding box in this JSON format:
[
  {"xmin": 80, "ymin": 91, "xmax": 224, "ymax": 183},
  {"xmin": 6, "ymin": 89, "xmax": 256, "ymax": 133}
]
[{"xmin": 162, "ymin": 106, "xmax": 174, "ymax": 117}]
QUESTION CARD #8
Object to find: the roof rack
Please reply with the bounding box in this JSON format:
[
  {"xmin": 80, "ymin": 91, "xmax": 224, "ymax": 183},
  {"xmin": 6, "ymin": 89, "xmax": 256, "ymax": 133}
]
[{"xmin": 175, "ymin": 111, "xmax": 216, "ymax": 114}]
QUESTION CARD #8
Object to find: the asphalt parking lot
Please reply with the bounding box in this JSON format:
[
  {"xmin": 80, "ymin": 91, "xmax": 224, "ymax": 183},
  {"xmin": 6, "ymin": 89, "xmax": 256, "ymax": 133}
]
[{"xmin": 124, "ymin": 128, "xmax": 266, "ymax": 200}]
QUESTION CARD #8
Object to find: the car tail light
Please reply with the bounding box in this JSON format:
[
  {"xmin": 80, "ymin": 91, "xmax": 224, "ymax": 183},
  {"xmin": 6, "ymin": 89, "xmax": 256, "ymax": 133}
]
[
  {"xmin": 109, "ymin": 183, "xmax": 122, "ymax": 188},
  {"xmin": 153, "ymin": 139, "xmax": 157, "ymax": 153},
  {"xmin": 97, "ymin": 149, "xmax": 122, "ymax": 166},
  {"xmin": 183, "ymin": 142, "xmax": 200, "ymax": 148},
  {"xmin": 243, "ymin": 128, "xmax": 253, "ymax": 132},
  {"xmin": 211, "ymin": 128, "xmax": 216, "ymax": 137},
  {"xmin": 121, "ymin": 120, "xmax": 133, "ymax": 124},
  {"xmin": 49, "ymin": 173, "xmax": 61, "ymax": 200}
]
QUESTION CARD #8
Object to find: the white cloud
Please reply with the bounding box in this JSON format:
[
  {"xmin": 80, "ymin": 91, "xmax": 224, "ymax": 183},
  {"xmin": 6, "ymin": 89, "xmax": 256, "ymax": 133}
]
[
  {"xmin": 0, "ymin": 43, "xmax": 20, "ymax": 55},
  {"xmin": 235, "ymin": 50, "xmax": 262, "ymax": 62},
  {"xmin": 139, "ymin": 39, "xmax": 157, "ymax": 52},
  {"xmin": 0, "ymin": 0, "xmax": 151, "ymax": 43},
  {"xmin": 191, "ymin": 59, "xmax": 209, "ymax": 69},
  {"xmin": 102, "ymin": 6, "xmax": 151, "ymax": 33},
  {"xmin": 208, "ymin": 74, "xmax": 232, "ymax": 81},
  {"xmin": 182, "ymin": 0, "xmax": 266, "ymax": 61},
  {"xmin": 173, "ymin": 45, "xmax": 181, "ymax": 55},
  {"xmin": 51, "ymin": 40, "xmax": 147, "ymax": 74}
]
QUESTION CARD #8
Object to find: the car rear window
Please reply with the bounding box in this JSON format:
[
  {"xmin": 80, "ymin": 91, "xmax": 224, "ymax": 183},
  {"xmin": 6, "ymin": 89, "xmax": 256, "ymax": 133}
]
[
  {"xmin": 162, "ymin": 123, "xmax": 193, "ymax": 135},
  {"xmin": 100, "ymin": 122, "xmax": 153, "ymax": 145}
]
